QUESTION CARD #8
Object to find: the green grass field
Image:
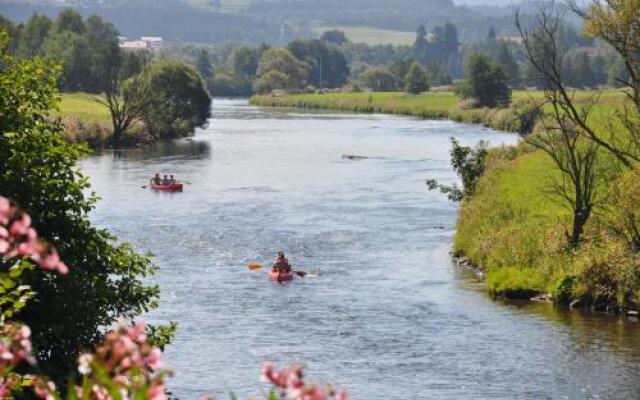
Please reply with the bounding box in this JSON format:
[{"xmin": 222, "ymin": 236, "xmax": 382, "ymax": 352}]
[
  {"xmin": 186, "ymin": 0, "xmax": 253, "ymax": 12},
  {"xmin": 312, "ymin": 26, "xmax": 416, "ymax": 46},
  {"xmin": 55, "ymin": 93, "xmax": 111, "ymax": 123},
  {"xmin": 251, "ymin": 90, "xmax": 626, "ymax": 132}
]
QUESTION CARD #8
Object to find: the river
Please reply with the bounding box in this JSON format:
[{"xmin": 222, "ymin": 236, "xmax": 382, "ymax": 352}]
[{"xmin": 81, "ymin": 99, "xmax": 640, "ymax": 400}]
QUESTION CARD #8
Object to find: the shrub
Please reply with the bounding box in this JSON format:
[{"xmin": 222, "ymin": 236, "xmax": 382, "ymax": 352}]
[{"xmin": 457, "ymin": 54, "xmax": 511, "ymax": 108}]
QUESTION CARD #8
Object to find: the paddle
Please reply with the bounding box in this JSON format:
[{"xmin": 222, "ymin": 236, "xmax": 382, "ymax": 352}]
[
  {"xmin": 248, "ymin": 262, "xmax": 263, "ymax": 270},
  {"xmin": 247, "ymin": 262, "xmax": 307, "ymax": 277}
]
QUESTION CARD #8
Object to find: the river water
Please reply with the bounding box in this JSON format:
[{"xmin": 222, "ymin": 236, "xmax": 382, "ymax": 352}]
[{"xmin": 81, "ymin": 99, "xmax": 640, "ymax": 399}]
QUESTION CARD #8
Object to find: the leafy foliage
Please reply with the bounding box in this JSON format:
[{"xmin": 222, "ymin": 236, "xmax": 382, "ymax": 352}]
[
  {"xmin": 143, "ymin": 61, "xmax": 212, "ymax": 139},
  {"xmin": 426, "ymin": 138, "xmax": 488, "ymax": 201},
  {"xmin": 457, "ymin": 54, "xmax": 512, "ymax": 107},
  {"xmin": 287, "ymin": 39, "xmax": 349, "ymax": 89},
  {"xmin": 0, "ymin": 30, "xmax": 163, "ymax": 384},
  {"xmin": 404, "ymin": 62, "xmax": 428, "ymax": 94},
  {"xmin": 359, "ymin": 67, "xmax": 396, "ymax": 92},
  {"xmin": 254, "ymin": 48, "xmax": 310, "ymax": 93}
]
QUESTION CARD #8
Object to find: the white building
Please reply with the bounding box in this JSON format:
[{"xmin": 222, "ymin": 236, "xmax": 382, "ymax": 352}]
[
  {"xmin": 140, "ymin": 37, "xmax": 163, "ymax": 49},
  {"xmin": 119, "ymin": 36, "xmax": 163, "ymax": 51}
]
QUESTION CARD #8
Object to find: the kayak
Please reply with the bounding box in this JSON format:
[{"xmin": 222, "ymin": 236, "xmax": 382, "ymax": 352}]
[
  {"xmin": 150, "ymin": 183, "xmax": 183, "ymax": 192},
  {"xmin": 269, "ymin": 269, "xmax": 293, "ymax": 282}
]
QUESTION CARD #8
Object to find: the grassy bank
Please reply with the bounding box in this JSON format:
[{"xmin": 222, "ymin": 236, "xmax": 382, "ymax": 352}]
[
  {"xmin": 251, "ymin": 91, "xmax": 626, "ymax": 135},
  {"xmin": 455, "ymin": 112, "xmax": 640, "ymax": 311},
  {"xmin": 54, "ymin": 93, "xmax": 148, "ymax": 149}
]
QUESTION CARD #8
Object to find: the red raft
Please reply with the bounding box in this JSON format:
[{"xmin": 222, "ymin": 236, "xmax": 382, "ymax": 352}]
[
  {"xmin": 269, "ymin": 269, "xmax": 293, "ymax": 283},
  {"xmin": 150, "ymin": 182, "xmax": 184, "ymax": 192}
]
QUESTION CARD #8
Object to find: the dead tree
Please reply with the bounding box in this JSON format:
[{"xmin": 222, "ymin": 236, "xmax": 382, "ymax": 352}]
[{"xmin": 517, "ymin": 7, "xmax": 604, "ymax": 247}]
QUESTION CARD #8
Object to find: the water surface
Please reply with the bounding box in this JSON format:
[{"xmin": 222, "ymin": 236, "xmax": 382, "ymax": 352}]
[{"xmin": 82, "ymin": 99, "xmax": 640, "ymax": 400}]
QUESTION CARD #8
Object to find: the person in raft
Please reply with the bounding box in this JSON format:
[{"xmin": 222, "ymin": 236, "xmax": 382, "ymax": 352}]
[
  {"xmin": 272, "ymin": 251, "xmax": 292, "ymax": 274},
  {"xmin": 152, "ymin": 173, "xmax": 162, "ymax": 185}
]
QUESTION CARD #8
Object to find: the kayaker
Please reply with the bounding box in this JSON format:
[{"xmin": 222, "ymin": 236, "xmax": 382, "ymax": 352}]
[{"xmin": 272, "ymin": 251, "xmax": 291, "ymax": 273}]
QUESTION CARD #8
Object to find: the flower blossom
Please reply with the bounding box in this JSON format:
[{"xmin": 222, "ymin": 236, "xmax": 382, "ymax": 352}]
[
  {"xmin": 0, "ymin": 323, "xmax": 34, "ymax": 370},
  {"xmin": 33, "ymin": 377, "xmax": 57, "ymax": 400},
  {"xmin": 261, "ymin": 363, "xmax": 348, "ymax": 400},
  {"xmin": 74, "ymin": 320, "xmax": 170, "ymax": 400},
  {"xmin": 0, "ymin": 196, "xmax": 68, "ymax": 274}
]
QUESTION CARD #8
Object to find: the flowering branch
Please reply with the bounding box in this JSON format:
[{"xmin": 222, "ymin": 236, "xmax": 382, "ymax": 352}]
[
  {"xmin": 261, "ymin": 363, "xmax": 348, "ymax": 400},
  {"xmin": 0, "ymin": 196, "xmax": 68, "ymax": 274}
]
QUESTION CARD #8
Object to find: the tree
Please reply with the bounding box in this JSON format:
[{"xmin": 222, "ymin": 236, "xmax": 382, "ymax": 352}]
[
  {"xmin": 517, "ymin": 8, "xmax": 606, "ymax": 247},
  {"xmin": 54, "ymin": 8, "xmax": 85, "ymax": 34},
  {"xmin": 574, "ymin": 52, "xmax": 596, "ymax": 88},
  {"xmin": 359, "ymin": 67, "xmax": 396, "ymax": 92},
  {"xmin": 143, "ymin": 61, "xmax": 212, "ymax": 139},
  {"xmin": 100, "ymin": 59, "xmax": 154, "ymax": 146},
  {"xmin": 457, "ymin": 54, "xmax": 511, "ymax": 107},
  {"xmin": 487, "ymin": 26, "xmax": 497, "ymax": 41},
  {"xmin": 389, "ymin": 58, "xmax": 412, "ymax": 88},
  {"xmin": 41, "ymin": 13, "xmax": 120, "ymax": 93},
  {"xmin": 497, "ymin": 42, "xmax": 520, "ymax": 88},
  {"xmin": 232, "ymin": 45, "xmax": 267, "ymax": 79},
  {"xmin": 256, "ymin": 48, "xmax": 309, "ymax": 91},
  {"xmin": 84, "ymin": 15, "xmax": 120, "ymax": 92},
  {"xmin": 16, "ymin": 13, "xmax": 52, "ymax": 58},
  {"xmin": 196, "ymin": 49, "xmax": 214, "ymax": 79},
  {"xmin": 404, "ymin": 62, "xmax": 428, "ymax": 94},
  {"xmin": 287, "ymin": 39, "xmax": 349, "ymax": 88},
  {"xmin": 414, "ymin": 25, "xmax": 429, "ymax": 64},
  {"xmin": 527, "ymin": 116, "xmax": 602, "ymax": 247},
  {"xmin": 517, "ymin": 6, "xmax": 640, "ymax": 168},
  {"xmin": 426, "ymin": 138, "xmax": 488, "ymax": 201},
  {"xmin": 579, "ymin": 0, "xmax": 639, "ymax": 100},
  {"xmin": 0, "ymin": 30, "xmax": 162, "ymax": 384},
  {"xmin": 320, "ymin": 29, "xmax": 348, "ymax": 46},
  {"xmin": 425, "ymin": 60, "xmax": 452, "ymax": 86},
  {"xmin": 591, "ymin": 54, "xmax": 607, "ymax": 86},
  {"xmin": 254, "ymin": 70, "xmax": 291, "ymax": 94}
]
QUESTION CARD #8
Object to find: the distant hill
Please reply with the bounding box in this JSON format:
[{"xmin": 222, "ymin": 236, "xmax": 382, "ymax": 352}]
[
  {"xmin": 0, "ymin": 0, "xmax": 310, "ymax": 43},
  {"xmin": 0, "ymin": 0, "xmax": 551, "ymax": 44},
  {"xmin": 245, "ymin": 0, "xmax": 533, "ymax": 42}
]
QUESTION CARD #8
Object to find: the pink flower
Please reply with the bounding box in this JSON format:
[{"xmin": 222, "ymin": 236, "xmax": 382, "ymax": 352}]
[
  {"xmin": 33, "ymin": 377, "xmax": 56, "ymax": 400},
  {"xmin": 75, "ymin": 320, "xmax": 170, "ymax": 400},
  {"xmin": 147, "ymin": 382, "xmax": 165, "ymax": 400},
  {"xmin": 147, "ymin": 347, "xmax": 163, "ymax": 370},
  {"xmin": 0, "ymin": 195, "xmax": 69, "ymax": 274},
  {"xmin": 260, "ymin": 363, "xmax": 347, "ymax": 400}
]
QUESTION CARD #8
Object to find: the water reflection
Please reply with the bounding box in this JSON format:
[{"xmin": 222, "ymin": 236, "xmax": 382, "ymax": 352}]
[{"xmin": 106, "ymin": 139, "xmax": 211, "ymax": 161}]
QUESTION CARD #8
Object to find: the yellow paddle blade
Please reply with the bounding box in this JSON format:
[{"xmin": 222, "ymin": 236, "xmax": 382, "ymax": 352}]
[{"xmin": 248, "ymin": 262, "xmax": 264, "ymax": 270}]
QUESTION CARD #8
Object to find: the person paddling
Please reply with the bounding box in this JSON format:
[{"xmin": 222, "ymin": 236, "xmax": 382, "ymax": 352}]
[
  {"xmin": 152, "ymin": 173, "xmax": 162, "ymax": 185},
  {"xmin": 272, "ymin": 251, "xmax": 292, "ymax": 274}
]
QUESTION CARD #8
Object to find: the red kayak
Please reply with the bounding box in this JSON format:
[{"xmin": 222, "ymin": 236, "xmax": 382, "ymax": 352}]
[
  {"xmin": 150, "ymin": 183, "xmax": 183, "ymax": 192},
  {"xmin": 269, "ymin": 269, "xmax": 293, "ymax": 282}
]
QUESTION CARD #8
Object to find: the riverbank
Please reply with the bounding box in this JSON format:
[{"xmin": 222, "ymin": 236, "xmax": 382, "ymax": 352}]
[
  {"xmin": 251, "ymin": 92, "xmax": 532, "ymax": 134},
  {"xmin": 251, "ymin": 90, "xmax": 639, "ymax": 313},
  {"xmin": 53, "ymin": 93, "xmax": 151, "ymax": 149},
  {"xmin": 250, "ymin": 91, "xmax": 623, "ymax": 135},
  {"xmin": 455, "ymin": 124, "xmax": 640, "ymax": 313}
]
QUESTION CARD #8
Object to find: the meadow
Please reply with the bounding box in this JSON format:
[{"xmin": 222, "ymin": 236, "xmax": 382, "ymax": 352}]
[{"xmin": 311, "ymin": 26, "xmax": 416, "ymax": 46}]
